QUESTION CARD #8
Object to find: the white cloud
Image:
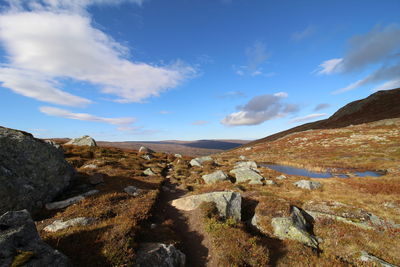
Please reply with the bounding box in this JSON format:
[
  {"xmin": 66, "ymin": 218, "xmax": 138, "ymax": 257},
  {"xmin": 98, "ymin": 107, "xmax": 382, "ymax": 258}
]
[
  {"xmin": 372, "ymin": 79, "xmax": 400, "ymax": 92},
  {"xmin": 315, "ymin": 58, "xmax": 343, "ymax": 75},
  {"xmin": 0, "ymin": 6, "xmax": 194, "ymax": 106},
  {"xmin": 221, "ymin": 92, "xmax": 299, "ymax": 126},
  {"xmin": 192, "ymin": 120, "xmax": 209, "ymax": 126},
  {"xmin": 291, "ymin": 25, "xmax": 316, "ymax": 42},
  {"xmin": 314, "ymin": 103, "xmax": 330, "ymax": 111},
  {"xmin": 39, "ymin": 106, "xmax": 136, "ymax": 128},
  {"xmin": 234, "ymin": 41, "xmax": 272, "ymax": 77},
  {"xmin": 290, "ymin": 113, "xmax": 327, "ymax": 123}
]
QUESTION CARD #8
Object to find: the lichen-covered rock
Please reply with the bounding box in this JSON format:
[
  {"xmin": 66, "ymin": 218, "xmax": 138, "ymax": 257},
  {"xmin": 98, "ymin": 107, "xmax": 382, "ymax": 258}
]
[
  {"xmin": 44, "ymin": 217, "xmax": 94, "ymax": 232},
  {"xmin": 230, "ymin": 167, "xmax": 263, "ymax": 184},
  {"xmin": 251, "ymin": 198, "xmax": 318, "ymax": 248},
  {"xmin": 172, "ymin": 191, "xmax": 242, "ymax": 221},
  {"xmin": 234, "ymin": 161, "xmax": 258, "ymax": 171},
  {"xmin": 189, "ymin": 156, "xmax": 213, "ymax": 167},
  {"xmin": 0, "ymin": 126, "xmax": 74, "ymax": 214},
  {"xmin": 0, "ymin": 210, "xmax": 72, "ymax": 266},
  {"xmin": 202, "ymin": 170, "xmax": 228, "ymax": 184},
  {"xmin": 65, "ymin": 135, "xmax": 96, "ymax": 146},
  {"xmin": 293, "ymin": 180, "xmax": 322, "ymax": 190},
  {"xmin": 134, "ymin": 243, "xmax": 185, "ymax": 267}
]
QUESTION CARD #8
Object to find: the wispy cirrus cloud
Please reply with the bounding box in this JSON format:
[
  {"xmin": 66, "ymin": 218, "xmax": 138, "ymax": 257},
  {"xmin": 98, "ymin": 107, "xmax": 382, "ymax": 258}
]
[
  {"xmin": 290, "ymin": 113, "xmax": 327, "ymax": 123},
  {"xmin": 40, "ymin": 106, "xmax": 136, "ymax": 127},
  {"xmin": 315, "ymin": 24, "xmax": 400, "ymax": 93},
  {"xmin": 314, "ymin": 103, "xmax": 330, "ymax": 111},
  {"xmin": 234, "ymin": 41, "xmax": 273, "ymax": 77},
  {"xmin": 291, "ymin": 25, "xmax": 316, "ymax": 42},
  {"xmin": 0, "ymin": 1, "xmax": 195, "ymax": 107},
  {"xmin": 192, "ymin": 120, "xmax": 209, "ymax": 126},
  {"xmin": 221, "ymin": 92, "xmax": 299, "ymax": 126}
]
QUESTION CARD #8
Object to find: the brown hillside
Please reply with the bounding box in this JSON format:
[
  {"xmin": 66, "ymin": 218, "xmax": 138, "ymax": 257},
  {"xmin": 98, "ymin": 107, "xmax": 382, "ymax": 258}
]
[{"xmin": 246, "ymin": 88, "xmax": 400, "ymax": 146}]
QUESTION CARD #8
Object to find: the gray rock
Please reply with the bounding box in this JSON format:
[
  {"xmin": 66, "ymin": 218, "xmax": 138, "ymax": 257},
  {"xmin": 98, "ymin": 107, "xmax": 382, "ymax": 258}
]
[
  {"xmin": 244, "ymin": 147, "xmax": 252, "ymax": 151},
  {"xmin": 174, "ymin": 154, "xmax": 182, "ymax": 158},
  {"xmin": 142, "ymin": 154, "xmax": 154, "ymax": 160},
  {"xmin": 143, "ymin": 168, "xmax": 156, "ymax": 176},
  {"xmin": 138, "ymin": 146, "xmax": 155, "ymax": 154},
  {"xmin": 44, "ymin": 217, "xmax": 94, "ymax": 232},
  {"xmin": 172, "ymin": 191, "xmax": 242, "ymax": 221},
  {"xmin": 0, "ymin": 127, "xmax": 74, "ymax": 214},
  {"xmin": 202, "ymin": 170, "xmax": 228, "ymax": 184},
  {"xmin": 65, "ymin": 135, "xmax": 96, "ymax": 146},
  {"xmin": 359, "ymin": 251, "xmax": 398, "ymax": 267},
  {"xmin": 45, "ymin": 190, "xmax": 99, "ymax": 210},
  {"xmin": 134, "ymin": 243, "xmax": 185, "ymax": 267},
  {"xmin": 253, "ymin": 206, "xmax": 318, "ymax": 248},
  {"xmin": 189, "ymin": 156, "xmax": 213, "ymax": 167},
  {"xmin": 239, "ymin": 155, "xmax": 246, "ymax": 160},
  {"xmin": 230, "ymin": 167, "xmax": 264, "ymax": 184},
  {"xmin": 234, "ymin": 161, "xmax": 258, "ymax": 171},
  {"xmin": 0, "ymin": 210, "xmax": 72, "ymax": 266},
  {"xmin": 276, "ymin": 175, "xmax": 287, "ymax": 180},
  {"xmin": 293, "ymin": 180, "xmax": 322, "ymax": 190},
  {"xmin": 265, "ymin": 180, "xmax": 277, "ymax": 185},
  {"xmin": 124, "ymin": 186, "xmax": 141, "ymax": 196},
  {"xmin": 44, "ymin": 140, "xmax": 61, "ymax": 150},
  {"xmin": 83, "ymin": 164, "xmax": 98, "ymax": 169}
]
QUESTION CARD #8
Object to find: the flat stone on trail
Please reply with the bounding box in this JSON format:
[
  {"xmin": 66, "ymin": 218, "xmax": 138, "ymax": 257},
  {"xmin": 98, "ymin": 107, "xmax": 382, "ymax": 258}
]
[
  {"xmin": 44, "ymin": 217, "xmax": 95, "ymax": 232},
  {"xmin": 293, "ymin": 180, "xmax": 322, "ymax": 190},
  {"xmin": 45, "ymin": 190, "xmax": 99, "ymax": 210},
  {"xmin": 230, "ymin": 167, "xmax": 264, "ymax": 184},
  {"xmin": 171, "ymin": 191, "xmax": 242, "ymax": 221},
  {"xmin": 202, "ymin": 170, "xmax": 228, "ymax": 184}
]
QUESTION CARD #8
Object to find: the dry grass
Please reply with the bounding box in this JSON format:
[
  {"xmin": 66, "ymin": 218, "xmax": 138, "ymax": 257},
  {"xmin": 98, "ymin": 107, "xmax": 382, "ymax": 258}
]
[{"xmin": 36, "ymin": 145, "xmax": 166, "ymax": 267}]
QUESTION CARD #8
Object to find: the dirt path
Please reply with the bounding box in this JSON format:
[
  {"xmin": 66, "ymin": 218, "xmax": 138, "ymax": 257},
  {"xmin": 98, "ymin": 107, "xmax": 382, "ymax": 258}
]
[{"xmin": 149, "ymin": 166, "xmax": 214, "ymax": 267}]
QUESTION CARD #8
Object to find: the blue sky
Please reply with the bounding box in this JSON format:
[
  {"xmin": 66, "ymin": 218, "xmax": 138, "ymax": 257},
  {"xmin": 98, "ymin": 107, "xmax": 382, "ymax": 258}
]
[{"xmin": 0, "ymin": 0, "xmax": 399, "ymax": 141}]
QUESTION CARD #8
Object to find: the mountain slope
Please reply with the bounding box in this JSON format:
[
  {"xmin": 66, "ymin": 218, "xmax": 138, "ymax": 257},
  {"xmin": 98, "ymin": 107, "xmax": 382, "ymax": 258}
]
[{"xmin": 246, "ymin": 88, "xmax": 400, "ymax": 146}]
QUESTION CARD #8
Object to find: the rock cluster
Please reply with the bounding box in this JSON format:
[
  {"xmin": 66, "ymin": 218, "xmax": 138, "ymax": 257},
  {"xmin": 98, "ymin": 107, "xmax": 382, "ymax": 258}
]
[{"xmin": 0, "ymin": 126, "xmax": 74, "ymax": 214}]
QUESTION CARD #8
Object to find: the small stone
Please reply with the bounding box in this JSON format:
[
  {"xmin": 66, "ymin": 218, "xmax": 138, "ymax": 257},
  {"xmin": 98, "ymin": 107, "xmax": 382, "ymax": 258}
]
[
  {"xmin": 293, "ymin": 180, "xmax": 322, "ymax": 190},
  {"xmin": 276, "ymin": 175, "xmax": 287, "ymax": 180},
  {"xmin": 265, "ymin": 180, "xmax": 277, "ymax": 185},
  {"xmin": 124, "ymin": 186, "xmax": 141, "ymax": 196},
  {"xmin": 150, "ymin": 223, "xmax": 157, "ymax": 229},
  {"xmin": 174, "ymin": 154, "xmax": 182, "ymax": 158},
  {"xmin": 143, "ymin": 168, "xmax": 156, "ymax": 176},
  {"xmin": 44, "ymin": 217, "xmax": 94, "ymax": 232},
  {"xmin": 83, "ymin": 164, "xmax": 98, "ymax": 169}
]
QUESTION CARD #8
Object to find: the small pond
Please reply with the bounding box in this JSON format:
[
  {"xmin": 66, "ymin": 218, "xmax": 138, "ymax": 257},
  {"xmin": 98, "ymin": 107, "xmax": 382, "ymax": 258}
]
[{"xmin": 259, "ymin": 163, "xmax": 384, "ymax": 178}]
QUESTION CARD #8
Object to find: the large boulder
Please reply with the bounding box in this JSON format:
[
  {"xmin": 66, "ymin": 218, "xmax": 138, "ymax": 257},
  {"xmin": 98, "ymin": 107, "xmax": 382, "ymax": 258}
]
[
  {"xmin": 134, "ymin": 243, "xmax": 185, "ymax": 267},
  {"xmin": 189, "ymin": 156, "xmax": 213, "ymax": 167},
  {"xmin": 0, "ymin": 210, "xmax": 72, "ymax": 266},
  {"xmin": 202, "ymin": 170, "xmax": 228, "ymax": 184},
  {"xmin": 171, "ymin": 191, "xmax": 241, "ymax": 221},
  {"xmin": 230, "ymin": 167, "xmax": 263, "ymax": 184},
  {"xmin": 234, "ymin": 161, "xmax": 258, "ymax": 171},
  {"xmin": 65, "ymin": 135, "xmax": 96, "ymax": 146},
  {"xmin": 251, "ymin": 198, "xmax": 318, "ymax": 248},
  {"xmin": 0, "ymin": 127, "xmax": 74, "ymax": 214}
]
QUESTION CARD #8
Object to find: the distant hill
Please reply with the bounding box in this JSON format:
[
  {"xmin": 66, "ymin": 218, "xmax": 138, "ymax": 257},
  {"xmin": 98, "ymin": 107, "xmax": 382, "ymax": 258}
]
[
  {"xmin": 245, "ymin": 88, "xmax": 400, "ymax": 147},
  {"xmin": 97, "ymin": 139, "xmax": 251, "ymax": 156}
]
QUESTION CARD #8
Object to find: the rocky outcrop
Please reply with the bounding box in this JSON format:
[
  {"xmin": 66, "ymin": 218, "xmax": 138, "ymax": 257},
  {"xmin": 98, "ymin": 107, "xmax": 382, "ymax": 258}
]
[
  {"xmin": 45, "ymin": 190, "xmax": 99, "ymax": 210},
  {"xmin": 202, "ymin": 170, "xmax": 228, "ymax": 184},
  {"xmin": 230, "ymin": 168, "xmax": 263, "ymax": 184},
  {"xmin": 293, "ymin": 180, "xmax": 322, "ymax": 190},
  {"xmin": 252, "ymin": 198, "xmax": 318, "ymax": 248},
  {"xmin": 134, "ymin": 243, "xmax": 185, "ymax": 267},
  {"xmin": 189, "ymin": 156, "xmax": 213, "ymax": 167},
  {"xmin": 0, "ymin": 126, "xmax": 74, "ymax": 214},
  {"xmin": 171, "ymin": 191, "xmax": 242, "ymax": 221},
  {"xmin": 65, "ymin": 135, "xmax": 97, "ymax": 146},
  {"xmin": 0, "ymin": 210, "xmax": 71, "ymax": 266},
  {"xmin": 44, "ymin": 217, "xmax": 94, "ymax": 232},
  {"xmin": 303, "ymin": 201, "xmax": 400, "ymax": 230},
  {"xmin": 359, "ymin": 251, "xmax": 398, "ymax": 267}
]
